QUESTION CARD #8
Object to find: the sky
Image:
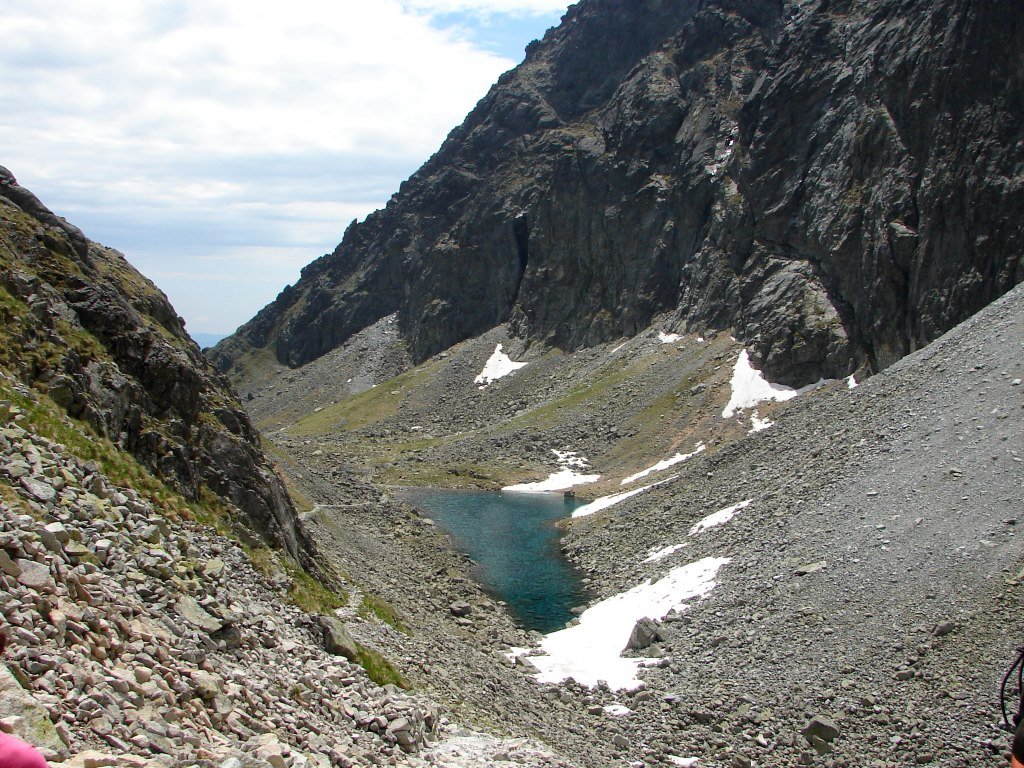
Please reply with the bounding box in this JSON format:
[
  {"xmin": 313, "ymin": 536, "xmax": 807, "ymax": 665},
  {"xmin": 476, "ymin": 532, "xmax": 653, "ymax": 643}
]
[{"xmin": 2, "ymin": 0, "xmax": 573, "ymax": 339}]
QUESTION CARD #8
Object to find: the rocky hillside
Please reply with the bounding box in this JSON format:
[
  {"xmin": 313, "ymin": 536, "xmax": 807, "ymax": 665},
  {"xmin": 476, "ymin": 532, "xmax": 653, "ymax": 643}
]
[
  {"xmin": 0, "ymin": 166, "xmax": 303, "ymax": 559},
  {"xmin": 213, "ymin": 0, "xmax": 1023, "ymax": 387},
  {"xmin": 239, "ymin": 273, "xmax": 1024, "ymax": 768},
  {"xmin": 0, "ymin": 168, "xmax": 601, "ymax": 768}
]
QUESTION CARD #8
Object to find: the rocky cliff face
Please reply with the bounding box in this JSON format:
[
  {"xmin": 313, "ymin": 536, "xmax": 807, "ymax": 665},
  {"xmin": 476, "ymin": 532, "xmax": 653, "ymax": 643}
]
[
  {"xmin": 0, "ymin": 166, "xmax": 306, "ymax": 559},
  {"xmin": 214, "ymin": 0, "xmax": 1023, "ymax": 386}
]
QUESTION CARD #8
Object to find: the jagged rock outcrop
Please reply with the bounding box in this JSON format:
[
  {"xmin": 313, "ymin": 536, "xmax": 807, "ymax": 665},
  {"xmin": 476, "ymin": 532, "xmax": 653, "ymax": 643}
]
[
  {"xmin": 0, "ymin": 166, "xmax": 306, "ymax": 560},
  {"xmin": 213, "ymin": 0, "xmax": 1024, "ymax": 386}
]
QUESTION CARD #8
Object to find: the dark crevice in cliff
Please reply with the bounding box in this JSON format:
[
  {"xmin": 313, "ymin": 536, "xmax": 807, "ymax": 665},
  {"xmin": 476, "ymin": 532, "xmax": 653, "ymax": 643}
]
[{"xmin": 511, "ymin": 213, "xmax": 531, "ymax": 312}]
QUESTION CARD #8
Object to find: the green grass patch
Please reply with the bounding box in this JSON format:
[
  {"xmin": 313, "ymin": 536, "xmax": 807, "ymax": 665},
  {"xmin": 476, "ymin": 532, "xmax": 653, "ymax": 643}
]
[
  {"xmin": 0, "ymin": 480, "xmax": 35, "ymax": 517},
  {"xmin": 505, "ymin": 356, "xmax": 638, "ymax": 431},
  {"xmin": 288, "ymin": 358, "xmax": 444, "ymax": 437},
  {"xmin": 289, "ymin": 567, "xmax": 349, "ymax": 613},
  {"xmin": 245, "ymin": 543, "xmax": 349, "ymax": 613},
  {"xmin": 355, "ymin": 643, "xmax": 408, "ymax": 689},
  {"xmin": 374, "ymin": 460, "xmax": 506, "ymax": 489},
  {"xmin": 358, "ymin": 593, "xmax": 408, "ymax": 634}
]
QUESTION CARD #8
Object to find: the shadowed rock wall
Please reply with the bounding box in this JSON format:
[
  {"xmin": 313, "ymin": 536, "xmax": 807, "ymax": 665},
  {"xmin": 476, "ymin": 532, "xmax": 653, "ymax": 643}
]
[
  {"xmin": 0, "ymin": 166, "xmax": 307, "ymax": 560},
  {"xmin": 214, "ymin": 0, "xmax": 1024, "ymax": 386}
]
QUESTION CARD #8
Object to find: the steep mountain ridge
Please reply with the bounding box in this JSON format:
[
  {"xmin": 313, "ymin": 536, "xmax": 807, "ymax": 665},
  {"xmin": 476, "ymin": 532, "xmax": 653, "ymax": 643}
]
[
  {"xmin": 0, "ymin": 166, "xmax": 304, "ymax": 559},
  {"xmin": 214, "ymin": 0, "xmax": 1023, "ymax": 387},
  {"xmin": 0, "ymin": 170, "xmax": 599, "ymax": 768}
]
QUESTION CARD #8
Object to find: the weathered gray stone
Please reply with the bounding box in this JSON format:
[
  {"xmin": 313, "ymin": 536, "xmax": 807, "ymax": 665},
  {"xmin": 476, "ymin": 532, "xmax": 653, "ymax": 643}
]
[
  {"xmin": 801, "ymin": 715, "xmax": 841, "ymax": 747},
  {"xmin": 19, "ymin": 478, "xmax": 55, "ymax": 503},
  {"xmin": 624, "ymin": 617, "xmax": 661, "ymax": 651},
  {"xmin": 15, "ymin": 559, "xmax": 55, "ymax": 592},
  {"xmin": 43, "ymin": 522, "xmax": 70, "ymax": 544},
  {"xmin": 315, "ymin": 616, "xmax": 359, "ymax": 662},
  {"xmin": 0, "ymin": 664, "xmax": 68, "ymax": 759},
  {"xmin": 0, "ymin": 550, "xmax": 20, "ymax": 577},
  {"xmin": 174, "ymin": 595, "xmax": 224, "ymax": 633}
]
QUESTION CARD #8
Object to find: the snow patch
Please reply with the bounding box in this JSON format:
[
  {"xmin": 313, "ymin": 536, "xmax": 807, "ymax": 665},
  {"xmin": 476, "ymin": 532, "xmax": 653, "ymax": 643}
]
[
  {"xmin": 642, "ymin": 543, "xmax": 688, "ymax": 564},
  {"xmin": 503, "ymin": 450, "xmax": 600, "ymax": 493},
  {"xmin": 689, "ymin": 500, "xmax": 752, "ymax": 536},
  {"xmin": 604, "ymin": 704, "xmax": 633, "ymax": 717},
  {"xmin": 658, "ymin": 331, "xmax": 683, "ymax": 344},
  {"xmin": 572, "ymin": 477, "xmax": 675, "ymax": 519},
  {"xmin": 520, "ymin": 557, "xmax": 730, "ymax": 690},
  {"xmin": 749, "ymin": 411, "xmax": 773, "ymax": 433},
  {"xmin": 552, "ymin": 449, "xmax": 589, "ymax": 469},
  {"xmin": 621, "ymin": 443, "xmax": 706, "ymax": 485},
  {"xmin": 722, "ymin": 350, "xmax": 830, "ymax": 418},
  {"xmin": 847, "ymin": 374, "xmax": 858, "ymax": 389},
  {"xmin": 474, "ymin": 344, "xmax": 527, "ymax": 388},
  {"xmin": 668, "ymin": 758, "xmax": 701, "ymax": 767}
]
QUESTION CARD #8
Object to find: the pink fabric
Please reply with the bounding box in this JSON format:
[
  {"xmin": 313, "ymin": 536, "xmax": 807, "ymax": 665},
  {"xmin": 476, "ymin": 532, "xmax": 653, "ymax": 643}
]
[{"xmin": 0, "ymin": 732, "xmax": 49, "ymax": 768}]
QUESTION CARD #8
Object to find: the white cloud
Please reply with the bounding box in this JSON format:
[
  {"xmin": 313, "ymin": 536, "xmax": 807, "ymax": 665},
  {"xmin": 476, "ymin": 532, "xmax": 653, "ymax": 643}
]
[
  {"xmin": 1, "ymin": 0, "xmax": 570, "ymax": 333},
  {"xmin": 404, "ymin": 0, "xmax": 570, "ymax": 14}
]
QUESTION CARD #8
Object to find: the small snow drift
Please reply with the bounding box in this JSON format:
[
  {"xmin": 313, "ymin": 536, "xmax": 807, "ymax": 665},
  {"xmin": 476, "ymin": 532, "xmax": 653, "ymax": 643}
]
[
  {"xmin": 749, "ymin": 411, "xmax": 773, "ymax": 433},
  {"xmin": 689, "ymin": 499, "xmax": 752, "ymax": 536},
  {"xmin": 520, "ymin": 557, "xmax": 730, "ymax": 690},
  {"xmin": 573, "ymin": 475, "xmax": 678, "ymax": 519},
  {"xmin": 474, "ymin": 343, "xmax": 527, "ymax": 387},
  {"xmin": 658, "ymin": 331, "xmax": 683, "ymax": 344},
  {"xmin": 621, "ymin": 443, "xmax": 706, "ymax": 485},
  {"xmin": 503, "ymin": 449, "xmax": 600, "ymax": 493},
  {"xmin": 722, "ymin": 350, "xmax": 830, "ymax": 419},
  {"xmin": 642, "ymin": 543, "xmax": 688, "ymax": 564},
  {"xmin": 604, "ymin": 704, "xmax": 633, "ymax": 716}
]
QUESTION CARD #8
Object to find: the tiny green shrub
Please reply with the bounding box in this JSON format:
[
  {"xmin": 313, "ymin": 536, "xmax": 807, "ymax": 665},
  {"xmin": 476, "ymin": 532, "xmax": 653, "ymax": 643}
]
[
  {"xmin": 289, "ymin": 567, "xmax": 349, "ymax": 613},
  {"xmin": 358, "ymin": 593, "xmax": 408, "ymax": 634},
  {"xmin": 355, "ymin": 644, "xmax": 408, "ymax": 689}
]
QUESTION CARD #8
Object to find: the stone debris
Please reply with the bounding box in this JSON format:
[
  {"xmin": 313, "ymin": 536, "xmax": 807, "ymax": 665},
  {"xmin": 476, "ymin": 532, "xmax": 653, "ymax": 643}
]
[{"xmin": 0, "ymin": 393, "xmax": 450, "ymax": 768}]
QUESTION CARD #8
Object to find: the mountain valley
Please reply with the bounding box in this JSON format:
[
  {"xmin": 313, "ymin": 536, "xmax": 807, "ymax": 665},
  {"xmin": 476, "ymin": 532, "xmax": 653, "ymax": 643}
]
[{"xmin": 2, "ymin": 0, "xmax": 1023, "ymax": 767}]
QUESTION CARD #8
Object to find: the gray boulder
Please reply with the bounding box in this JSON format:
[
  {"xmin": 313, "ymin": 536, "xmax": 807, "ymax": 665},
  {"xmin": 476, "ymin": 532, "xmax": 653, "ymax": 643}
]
[
  {"xmin": 624, "ymin": 617, "xmax": 662, "ymax": 651},
  {"xmin": 315, "ymin": 615, "xmax": 359, "ymax": 662}
]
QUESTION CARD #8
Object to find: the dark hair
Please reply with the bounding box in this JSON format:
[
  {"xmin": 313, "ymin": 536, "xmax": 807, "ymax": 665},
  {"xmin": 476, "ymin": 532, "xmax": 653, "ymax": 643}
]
[{"xmin": 1015, "ymin": 719, "xmax": 1024, "ymax": 762}]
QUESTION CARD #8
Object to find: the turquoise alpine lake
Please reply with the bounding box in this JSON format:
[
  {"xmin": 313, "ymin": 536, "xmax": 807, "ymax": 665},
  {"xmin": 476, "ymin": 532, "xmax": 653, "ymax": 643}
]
[{"xmin": 398, "ymin": 488, "xmax": 588, "ymax": 634}]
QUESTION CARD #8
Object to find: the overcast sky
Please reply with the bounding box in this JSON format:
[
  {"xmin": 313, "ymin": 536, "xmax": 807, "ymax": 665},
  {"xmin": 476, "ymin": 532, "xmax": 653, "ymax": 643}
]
[{"xmin": 2, "ymin": 0, "xmax": 571, "ymax": 339}]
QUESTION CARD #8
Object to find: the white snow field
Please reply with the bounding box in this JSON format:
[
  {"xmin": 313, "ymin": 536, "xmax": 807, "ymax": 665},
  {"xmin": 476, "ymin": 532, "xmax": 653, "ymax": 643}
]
[
  {"xmin": 474, "ymin": 343, "xmax": 527, "ymax": 387},
  {"xmin": 689, "ymin": 499, "xmax": 752, "ymax": 536},
  {"xmin": 502, "ymin": 449, "xmax": 600, "ymax": 493},
  {"xmin": 520, "ymin": 557, "xmax": 731, "ymax": 690},
  {"xmin": 722, "ymin": 349, "xmax": 830, "ymax": 418},
  {"xmin": 621, "ymin": 443, "xmax": 706, "ymax": 485},
  {"xmin": 572, "ymin": 474, "xmax": 680, "ymax": 518},
  {"xmin": 642, "ymin": 543, "xmax": 688, "ymax": 564}
]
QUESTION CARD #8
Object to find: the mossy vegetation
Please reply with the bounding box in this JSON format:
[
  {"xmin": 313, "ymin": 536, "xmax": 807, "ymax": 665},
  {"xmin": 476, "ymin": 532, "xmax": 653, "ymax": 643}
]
[
  {"xmin": 358, "ymin": 593, "xmax": 408, "ymax": 635},
  {"xmin": 354, "ymin": 643, "xmax": 408, "ymax": 689},
  {"xmin": 288, "ymin": 567, "xmax": 349, "ymax": 613},
  {"xmin": 244, "ymin": 543, "xmax": 349, "ymax": 613},
  {"xmin": 288, "ymin": 358, "xmax": 445, "ymax": 437},
  {"xmin": 0, "ymin": 378, "xmax": 194, "ymax": 520}
]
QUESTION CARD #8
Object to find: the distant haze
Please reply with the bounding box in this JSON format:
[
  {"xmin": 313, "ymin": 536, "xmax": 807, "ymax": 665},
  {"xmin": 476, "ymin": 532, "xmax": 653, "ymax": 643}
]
[
  {"xmin": 191, "ymin": 332, "xmax": 229, "ymax": 350},
  {"xmin": 2, "ymin": 1, "xmax": 570, "ymax": 336}
]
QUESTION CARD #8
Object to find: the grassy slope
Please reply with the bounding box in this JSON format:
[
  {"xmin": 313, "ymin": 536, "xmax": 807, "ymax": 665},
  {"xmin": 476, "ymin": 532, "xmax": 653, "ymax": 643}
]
[{"xmin": 267, "ymin": 328, "xmax": 802, "ymax": 494}]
